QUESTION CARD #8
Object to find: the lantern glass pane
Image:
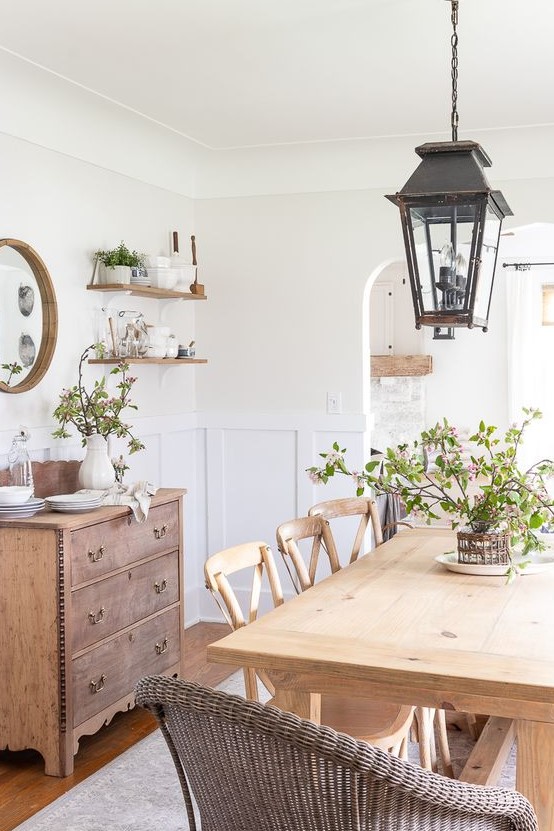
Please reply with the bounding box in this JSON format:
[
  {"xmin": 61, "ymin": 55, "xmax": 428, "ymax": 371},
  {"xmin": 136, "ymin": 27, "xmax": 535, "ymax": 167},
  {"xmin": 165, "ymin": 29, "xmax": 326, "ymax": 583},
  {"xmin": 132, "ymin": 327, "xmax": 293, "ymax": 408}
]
[
  {"xmin": 409, "ymin": 204, "xmax": 476, "ymax": 314},
  {"xmin": 473, "ymin": 205, "xmax": 501, "ymax": 322}
]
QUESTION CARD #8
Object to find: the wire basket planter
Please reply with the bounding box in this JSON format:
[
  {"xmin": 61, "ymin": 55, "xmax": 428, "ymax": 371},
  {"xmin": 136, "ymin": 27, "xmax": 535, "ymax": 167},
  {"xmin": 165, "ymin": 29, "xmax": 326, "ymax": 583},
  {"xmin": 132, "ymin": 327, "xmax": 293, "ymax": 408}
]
[{"xmin": 456, "ymin": 530, "xmax": 511, "ymax": 566}]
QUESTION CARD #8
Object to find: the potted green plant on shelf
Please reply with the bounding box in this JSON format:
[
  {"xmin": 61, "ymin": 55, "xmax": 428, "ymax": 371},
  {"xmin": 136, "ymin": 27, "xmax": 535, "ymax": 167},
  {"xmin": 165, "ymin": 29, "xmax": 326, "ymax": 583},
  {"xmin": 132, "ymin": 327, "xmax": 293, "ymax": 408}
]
[
  {"xmin": 94, "ymin": 241, "xmax": 145, "ymax": 285},
  {"xmin": 308, "ymin": 408, "xmax": 554, "ymax": 579},
  {"xmin": 52, "ymin": 344, "xmax": 145, "ymax": 489}
]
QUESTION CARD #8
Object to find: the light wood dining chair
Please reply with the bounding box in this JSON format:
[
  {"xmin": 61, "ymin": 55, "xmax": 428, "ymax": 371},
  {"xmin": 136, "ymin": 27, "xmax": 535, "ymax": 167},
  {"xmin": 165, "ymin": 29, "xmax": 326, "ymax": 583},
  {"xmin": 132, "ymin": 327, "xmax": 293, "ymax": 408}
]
[
  {"xmin": 275, "ymin": 513, "xmax": 341, "ymax": 591},
  {"xmin": 308, "ymin": 496, "xmax": 380, "ymax": 563},
  {"xmin": 204, "ymin": 540, "xmax": 415, "ymax": 757},
  {"xmin": 204, "ymin": 541, "xmax": 283, "ymax": 702},
  {"xmin": 276, "ymin": 514, "xmax": 453, "ymax": 777},
  {"xmin": 308, "ymin": 495, "xmax": 413, "ymax": 561}
]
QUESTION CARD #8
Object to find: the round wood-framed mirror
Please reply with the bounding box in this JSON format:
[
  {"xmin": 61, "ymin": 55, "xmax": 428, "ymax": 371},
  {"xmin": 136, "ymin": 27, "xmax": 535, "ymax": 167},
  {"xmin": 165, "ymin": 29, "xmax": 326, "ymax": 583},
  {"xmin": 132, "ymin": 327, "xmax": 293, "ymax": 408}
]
[{"xmin": 0, "ymin": 239, "xmax": 58, "ymax": 394}]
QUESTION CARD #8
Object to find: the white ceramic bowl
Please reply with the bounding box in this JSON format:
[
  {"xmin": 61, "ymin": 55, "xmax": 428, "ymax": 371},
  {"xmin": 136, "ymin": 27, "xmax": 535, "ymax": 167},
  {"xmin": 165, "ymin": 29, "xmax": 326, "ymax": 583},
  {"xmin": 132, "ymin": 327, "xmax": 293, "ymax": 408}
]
[
  {"xmin": 147, "ymin": 267, "xmax": 178, "ymax": 290},
  {"xmin": 0, "ymin": 485, "xmax": 33, "ymax": 505},
  {"xmin": 145, "ymin": 255, "xmax": 170, "ymax": 269}
]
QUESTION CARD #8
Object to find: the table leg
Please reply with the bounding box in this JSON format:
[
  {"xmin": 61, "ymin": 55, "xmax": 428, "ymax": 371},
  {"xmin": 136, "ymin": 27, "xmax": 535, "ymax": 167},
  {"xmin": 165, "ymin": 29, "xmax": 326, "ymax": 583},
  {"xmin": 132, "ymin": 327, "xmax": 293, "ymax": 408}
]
[
  {"xmin": 517, "ymin": 719, "xmax": 554, "ymax": 831},
  {"xmin": 273, "ymin": 686, "xmax": 321, "ymax": 723}
]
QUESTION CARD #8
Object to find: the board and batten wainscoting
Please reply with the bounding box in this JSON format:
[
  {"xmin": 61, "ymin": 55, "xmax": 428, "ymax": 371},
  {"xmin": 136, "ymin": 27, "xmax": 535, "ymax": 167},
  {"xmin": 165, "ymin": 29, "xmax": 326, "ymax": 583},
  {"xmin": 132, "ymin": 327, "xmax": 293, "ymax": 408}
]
[{"xmin": 0, "ymin": 409, "xmax": 368, "ymax": 626}]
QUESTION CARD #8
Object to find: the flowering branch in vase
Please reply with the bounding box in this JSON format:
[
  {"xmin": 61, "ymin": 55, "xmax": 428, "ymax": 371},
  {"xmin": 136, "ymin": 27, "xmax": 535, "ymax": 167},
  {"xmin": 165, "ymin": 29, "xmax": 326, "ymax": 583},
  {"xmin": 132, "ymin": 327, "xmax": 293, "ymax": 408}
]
[
  {"xmin": 308, "ymin": 408, "xmax": 554, "ymax": 574},
  {"xmin": 52, "ymin": 344, "xmax": 145, "ymax": 454}
]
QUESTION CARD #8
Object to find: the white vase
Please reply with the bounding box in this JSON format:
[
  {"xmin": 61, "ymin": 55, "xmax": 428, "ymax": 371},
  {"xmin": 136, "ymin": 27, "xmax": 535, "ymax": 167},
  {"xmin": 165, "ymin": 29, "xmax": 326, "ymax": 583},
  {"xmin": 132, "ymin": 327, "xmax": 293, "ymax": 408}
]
[{"xmin": 79, "ymin": 433, "xmax": 116, "ymax": 490}]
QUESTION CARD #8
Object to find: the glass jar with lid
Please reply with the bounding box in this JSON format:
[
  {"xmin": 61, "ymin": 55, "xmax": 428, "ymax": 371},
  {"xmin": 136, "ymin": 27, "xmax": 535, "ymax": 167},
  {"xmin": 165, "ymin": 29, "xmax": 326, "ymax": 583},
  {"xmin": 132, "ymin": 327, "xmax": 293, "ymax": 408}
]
[{"xmin": 8, "ymin": 427, "xmax": 34, "ymax": 494}]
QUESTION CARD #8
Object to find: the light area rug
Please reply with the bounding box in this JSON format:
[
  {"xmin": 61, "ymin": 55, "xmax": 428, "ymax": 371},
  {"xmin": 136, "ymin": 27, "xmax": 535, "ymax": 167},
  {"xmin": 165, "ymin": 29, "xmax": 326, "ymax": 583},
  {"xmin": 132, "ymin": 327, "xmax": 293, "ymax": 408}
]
[{"xmin": 15, "ymin": 673, "xmax": 516, "ymax": 831}]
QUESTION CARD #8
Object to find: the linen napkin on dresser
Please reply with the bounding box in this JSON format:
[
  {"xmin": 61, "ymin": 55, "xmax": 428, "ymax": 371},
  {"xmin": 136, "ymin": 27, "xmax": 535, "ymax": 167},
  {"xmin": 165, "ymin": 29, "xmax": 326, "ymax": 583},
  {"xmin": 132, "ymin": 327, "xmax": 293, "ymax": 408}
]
[{"xmin": 100, "ymin": 480, "xmax": 157, "ymax": 522}]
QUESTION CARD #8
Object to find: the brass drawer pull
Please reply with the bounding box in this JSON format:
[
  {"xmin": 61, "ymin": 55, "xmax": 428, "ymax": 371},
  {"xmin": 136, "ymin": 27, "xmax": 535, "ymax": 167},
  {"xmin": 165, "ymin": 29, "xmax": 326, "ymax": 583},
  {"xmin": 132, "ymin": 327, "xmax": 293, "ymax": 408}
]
[
  {"xmin": 155, "ymin": 638, "xmax": 169, "ymax": 655},
  {"xmin": 88, "ymin": 607, "xmax": 105, "ymax": 625},
  {"xmin": 154, "ymin": 524, "xmax": 168, "ymax": 540},
  {"xmin": 88, "ymin": 545, "xmax": 105, "ymax": 562},
  {"xmin": 154, "ymin": 579, "xmax": 167, "ymax": 594},
  {"xmin": 89, "ymin": 674, "xmax": 106, "ymax": 694}
]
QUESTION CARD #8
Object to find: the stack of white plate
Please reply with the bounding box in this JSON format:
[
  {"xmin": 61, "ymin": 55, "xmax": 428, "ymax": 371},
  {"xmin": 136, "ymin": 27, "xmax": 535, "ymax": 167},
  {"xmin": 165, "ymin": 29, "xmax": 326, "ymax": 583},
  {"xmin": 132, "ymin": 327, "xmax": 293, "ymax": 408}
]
[
  {"xmin": 0, "ymin": 497, "xmax": 45, "ymax": 519},
  {"xmin": 45, "ymin": 493, "xmax": 103, "ymax": 514}
]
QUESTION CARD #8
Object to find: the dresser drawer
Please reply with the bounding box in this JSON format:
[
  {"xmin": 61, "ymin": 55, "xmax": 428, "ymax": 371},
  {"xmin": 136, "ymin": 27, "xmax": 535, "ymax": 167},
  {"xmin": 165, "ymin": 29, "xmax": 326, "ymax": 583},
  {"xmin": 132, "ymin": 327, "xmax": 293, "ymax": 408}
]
[
  {"xmin": 71, "ymin": 550, "xmax": 179, "ymax": 653},
  {"xmin": 70, "ymin": 501, "xmax": 179, "ymax": 584},
  {"xmin": 72, "ymin": 606, "xmax": 180, "ymax": 727}
]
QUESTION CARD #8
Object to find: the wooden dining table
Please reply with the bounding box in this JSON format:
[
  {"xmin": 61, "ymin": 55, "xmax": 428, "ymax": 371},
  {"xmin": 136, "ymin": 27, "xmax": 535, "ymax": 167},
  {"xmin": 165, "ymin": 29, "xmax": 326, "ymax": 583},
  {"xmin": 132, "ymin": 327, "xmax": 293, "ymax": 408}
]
[{"xmin": 207, "ymin": 527, "xmax": 554, "ymax": 831}]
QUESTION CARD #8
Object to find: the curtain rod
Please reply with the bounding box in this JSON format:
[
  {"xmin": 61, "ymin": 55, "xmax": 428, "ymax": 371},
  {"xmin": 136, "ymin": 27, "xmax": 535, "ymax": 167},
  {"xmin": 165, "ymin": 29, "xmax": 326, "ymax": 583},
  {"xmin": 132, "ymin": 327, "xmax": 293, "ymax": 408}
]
[{"xmin": 502, "ymin": 261, "xmax": 554, "ymax": 271}]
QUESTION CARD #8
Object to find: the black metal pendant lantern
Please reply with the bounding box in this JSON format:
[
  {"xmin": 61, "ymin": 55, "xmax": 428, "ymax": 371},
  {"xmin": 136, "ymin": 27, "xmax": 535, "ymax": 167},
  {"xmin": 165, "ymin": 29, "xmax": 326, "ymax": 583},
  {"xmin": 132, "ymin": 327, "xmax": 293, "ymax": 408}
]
[{"xmin": 385, "ymin": 1, "xmax": 512, "ymax": 334}]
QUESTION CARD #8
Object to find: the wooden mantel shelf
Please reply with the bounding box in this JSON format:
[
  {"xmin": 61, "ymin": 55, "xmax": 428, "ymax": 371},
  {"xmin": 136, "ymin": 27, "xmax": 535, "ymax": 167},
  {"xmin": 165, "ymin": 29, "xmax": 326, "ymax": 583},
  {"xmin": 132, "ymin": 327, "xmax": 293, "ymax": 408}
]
[{"xmin": 371, "ymin": 355, "xmax": 433, "ymax": 377}]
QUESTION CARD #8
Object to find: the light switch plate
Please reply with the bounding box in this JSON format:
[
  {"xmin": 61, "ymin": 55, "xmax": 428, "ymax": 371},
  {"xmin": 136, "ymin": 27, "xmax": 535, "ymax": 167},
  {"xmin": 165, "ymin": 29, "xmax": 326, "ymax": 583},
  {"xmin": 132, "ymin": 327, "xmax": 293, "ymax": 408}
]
[{"xmin": 327, "ymin": 392, "xmax": 342, "ymax": 414}]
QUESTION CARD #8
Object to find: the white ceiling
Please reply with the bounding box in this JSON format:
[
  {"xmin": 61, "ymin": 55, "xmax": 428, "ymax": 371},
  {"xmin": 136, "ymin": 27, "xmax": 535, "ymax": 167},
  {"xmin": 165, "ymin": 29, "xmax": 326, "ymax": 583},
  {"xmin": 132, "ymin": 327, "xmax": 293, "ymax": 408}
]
[{"xmin": 1, "ymin": 0, "xmax": 552, "ymax": 150}]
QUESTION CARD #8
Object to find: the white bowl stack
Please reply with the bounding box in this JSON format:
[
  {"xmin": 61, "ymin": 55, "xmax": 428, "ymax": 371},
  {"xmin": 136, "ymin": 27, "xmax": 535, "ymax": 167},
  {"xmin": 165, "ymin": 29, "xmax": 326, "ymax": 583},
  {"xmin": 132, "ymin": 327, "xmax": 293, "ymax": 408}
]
[
  {"xmin": 0, "ymin": 486, "xmax": 45, "ymax": 518},
  {"xmin": 0, "ymin": 485, "xmax": 33, "ymax": 504},
  {"xmin": 144, "ymin": 256, "xmax": 179, "ymax": 290}
]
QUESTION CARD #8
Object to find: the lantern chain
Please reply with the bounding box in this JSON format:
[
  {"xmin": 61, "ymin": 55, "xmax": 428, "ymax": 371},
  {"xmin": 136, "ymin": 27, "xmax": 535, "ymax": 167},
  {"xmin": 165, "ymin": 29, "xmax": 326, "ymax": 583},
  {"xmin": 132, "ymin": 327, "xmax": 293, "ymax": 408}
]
[{"xmin": 450, "ymin": 0, "xmax": 459, "ymax": 142}]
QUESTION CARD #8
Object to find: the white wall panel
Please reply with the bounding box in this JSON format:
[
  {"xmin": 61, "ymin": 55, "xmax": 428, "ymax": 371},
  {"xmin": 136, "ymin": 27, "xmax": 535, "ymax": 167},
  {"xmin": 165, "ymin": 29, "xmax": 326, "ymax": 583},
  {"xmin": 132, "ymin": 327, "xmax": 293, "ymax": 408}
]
[{"xmin": 224, "ymin": 428, "xmax": 297, "ymax": 546}]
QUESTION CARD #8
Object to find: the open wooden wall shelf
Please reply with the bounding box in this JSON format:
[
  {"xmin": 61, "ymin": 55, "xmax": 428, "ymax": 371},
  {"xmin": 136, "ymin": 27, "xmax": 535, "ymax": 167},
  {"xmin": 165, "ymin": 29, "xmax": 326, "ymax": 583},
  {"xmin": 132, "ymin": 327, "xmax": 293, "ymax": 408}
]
[
  {"xmin": 88, "ymin": 358, "xmax": 207, "ymax": 365},
  {"xmin": 371, "ymin": 355, "xmax": 433, "ymax": 377},
  {"xmin": 86, "ymin": 284, "xmax": 206, "ymax": 300}
]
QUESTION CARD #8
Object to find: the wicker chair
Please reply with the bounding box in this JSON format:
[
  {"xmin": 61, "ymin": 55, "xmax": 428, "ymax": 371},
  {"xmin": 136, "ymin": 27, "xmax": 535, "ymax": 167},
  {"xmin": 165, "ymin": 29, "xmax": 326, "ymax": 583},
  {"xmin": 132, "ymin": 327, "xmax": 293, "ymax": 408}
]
[
  {"xmin": 135, "ymin": 675, "xmax": 538, "ymax": 831},
  {"xmin": 276, "ymin": 514, "xmax": 453, "ymax": 778}
]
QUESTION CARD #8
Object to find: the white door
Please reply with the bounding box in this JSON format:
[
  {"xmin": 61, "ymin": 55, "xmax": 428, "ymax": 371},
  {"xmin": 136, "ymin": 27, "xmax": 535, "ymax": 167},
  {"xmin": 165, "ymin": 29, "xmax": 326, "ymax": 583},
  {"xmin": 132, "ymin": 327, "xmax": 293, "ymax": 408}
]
[{"xmin": 370, "ymin": 281, "xmax": 394, "ymax": 355}]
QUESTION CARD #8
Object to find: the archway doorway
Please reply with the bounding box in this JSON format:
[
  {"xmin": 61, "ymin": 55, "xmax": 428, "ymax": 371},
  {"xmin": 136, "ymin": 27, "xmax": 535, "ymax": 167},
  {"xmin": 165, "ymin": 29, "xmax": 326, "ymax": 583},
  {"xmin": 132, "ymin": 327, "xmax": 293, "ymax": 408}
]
[{"xmin": 363, "ymin": 259, "xmax": 428, "ymax": 455}]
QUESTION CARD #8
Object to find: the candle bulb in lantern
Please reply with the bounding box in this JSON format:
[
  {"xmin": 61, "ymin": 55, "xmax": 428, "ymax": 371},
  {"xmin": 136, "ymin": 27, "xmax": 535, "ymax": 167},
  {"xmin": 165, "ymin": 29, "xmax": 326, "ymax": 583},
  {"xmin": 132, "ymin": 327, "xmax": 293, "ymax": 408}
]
[
  {"xmin": 455, "ymin": 252, "xmax": 467, "ymax": 290},
  {"xmin": 438, "ymin": 242, "xmax": 455, "ymax": 284}
]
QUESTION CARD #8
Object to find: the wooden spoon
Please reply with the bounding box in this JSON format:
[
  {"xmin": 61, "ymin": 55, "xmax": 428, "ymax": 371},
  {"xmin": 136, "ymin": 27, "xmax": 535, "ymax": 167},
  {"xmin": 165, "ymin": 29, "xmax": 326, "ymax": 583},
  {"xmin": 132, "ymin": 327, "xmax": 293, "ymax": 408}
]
[{"xmin": 190, "ymin": 235, "xmax": 204, "ymax": 294}]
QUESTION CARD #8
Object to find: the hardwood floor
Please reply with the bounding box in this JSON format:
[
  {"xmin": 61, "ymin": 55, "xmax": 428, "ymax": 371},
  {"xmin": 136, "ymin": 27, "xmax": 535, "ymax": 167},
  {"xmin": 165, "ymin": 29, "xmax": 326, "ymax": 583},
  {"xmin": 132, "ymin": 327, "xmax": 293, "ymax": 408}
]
[{"xmin": 0, "ymin": 622, "xmax": 235, "ymax": 831}]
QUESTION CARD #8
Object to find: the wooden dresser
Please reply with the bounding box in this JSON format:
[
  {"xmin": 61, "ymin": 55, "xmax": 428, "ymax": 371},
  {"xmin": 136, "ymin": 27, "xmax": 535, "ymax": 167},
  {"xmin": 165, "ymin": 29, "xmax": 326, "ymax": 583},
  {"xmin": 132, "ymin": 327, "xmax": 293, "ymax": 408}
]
[{"xmin": 0, "ymin": 472, "xmax": 185, "ymax": 776}]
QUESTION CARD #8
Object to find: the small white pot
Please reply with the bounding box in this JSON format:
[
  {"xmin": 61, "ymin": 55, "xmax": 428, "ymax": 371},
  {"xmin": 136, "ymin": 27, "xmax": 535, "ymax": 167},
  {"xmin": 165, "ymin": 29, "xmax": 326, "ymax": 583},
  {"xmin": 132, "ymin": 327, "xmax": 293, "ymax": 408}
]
[{"xmin": 107, "ymin": 265, "xmax": 131, "ymax": 285}]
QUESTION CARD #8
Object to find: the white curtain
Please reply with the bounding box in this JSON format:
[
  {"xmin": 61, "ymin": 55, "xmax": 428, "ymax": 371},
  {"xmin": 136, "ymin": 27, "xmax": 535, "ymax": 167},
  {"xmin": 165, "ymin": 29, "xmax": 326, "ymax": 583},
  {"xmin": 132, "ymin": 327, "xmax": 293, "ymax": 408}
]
[{"xmin": 506, "ymin": 269, "xmax": 554, "ymax": 470}]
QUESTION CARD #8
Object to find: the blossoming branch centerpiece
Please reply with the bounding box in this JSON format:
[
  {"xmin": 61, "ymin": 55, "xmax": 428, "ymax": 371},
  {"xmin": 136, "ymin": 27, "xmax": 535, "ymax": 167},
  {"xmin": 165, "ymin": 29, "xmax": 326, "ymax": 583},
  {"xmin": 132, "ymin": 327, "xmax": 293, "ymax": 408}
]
[
  {"xmin": 308, "ymin": 408, "xmax": 554, "ymax": 578},
  {"xmin": 52, "ymin": 344, "xmax": 144, "ymax": 489}
]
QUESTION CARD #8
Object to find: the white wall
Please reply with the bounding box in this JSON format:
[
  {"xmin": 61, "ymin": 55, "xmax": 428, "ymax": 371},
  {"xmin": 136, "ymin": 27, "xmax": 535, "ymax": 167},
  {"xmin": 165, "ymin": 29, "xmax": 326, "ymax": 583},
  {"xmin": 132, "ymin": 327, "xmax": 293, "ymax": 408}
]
[
  {"xmin": 0, "ymin": 49, "xmax": 200, "ymax": 196},
  {"xmin": 195, "ymin": 188, "xmax": 402, "ymax": 416},
  {"xmin": 2, "ymin": 52, "xmax": 554, "ymax": 626}
]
